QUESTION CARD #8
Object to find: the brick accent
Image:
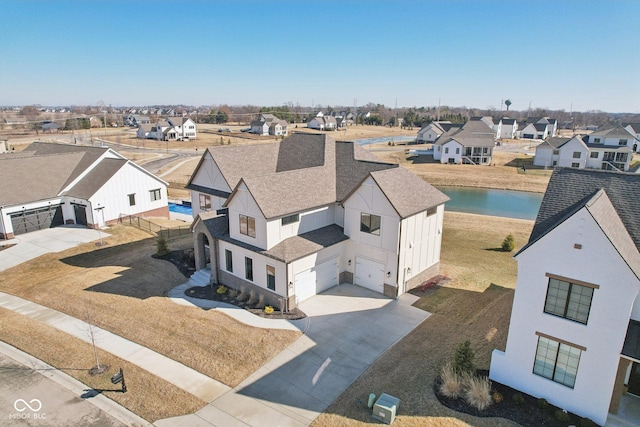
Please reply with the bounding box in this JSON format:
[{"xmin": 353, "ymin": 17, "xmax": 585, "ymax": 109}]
[
  {"xmin": 339, "ymin": 270, "xmax": 353, "ymax": 284},
  {"xmin": 0, "ymin": 232, "xmax": 14, "ymax": 240},
  {"xmin": 384, "ymin": 283, "xmax": 398, "ymax": 298},
  {"xmin": 405, "ymin": 262, "xmax": 441, "ymax": 292}
]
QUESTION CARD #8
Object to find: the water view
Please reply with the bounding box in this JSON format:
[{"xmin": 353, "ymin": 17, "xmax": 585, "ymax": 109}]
[{"xmin": 437, "ymin": 187, "xmax": 543, "ymax": 220}]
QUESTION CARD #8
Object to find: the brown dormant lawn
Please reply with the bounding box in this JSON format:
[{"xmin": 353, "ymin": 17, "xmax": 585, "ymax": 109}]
[
  {"xmin": 0, "ymin": 225, "xmax": 301, "ymax": 387},
  {"xmin": 312, "ymin": 212, "xmax": 533, "ymax": 427},
  {"xmin": 0, "ymin": 307, "xmax": 204, "ymax": 422}
]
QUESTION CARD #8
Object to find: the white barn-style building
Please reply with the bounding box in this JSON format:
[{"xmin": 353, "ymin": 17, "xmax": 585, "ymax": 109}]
[{"xmin": 0, "ymin": 142, "xmax": 169, "ymax": 239}]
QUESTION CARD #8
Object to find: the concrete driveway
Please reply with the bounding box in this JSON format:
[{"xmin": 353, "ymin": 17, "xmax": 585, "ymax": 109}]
[
  {"xmin": 0, "ymin": 226, "xmax": 104, "ymax": 272},
  {"xmin": 186, "ymin": 284, "xmax": 431, "ymax": 426}
]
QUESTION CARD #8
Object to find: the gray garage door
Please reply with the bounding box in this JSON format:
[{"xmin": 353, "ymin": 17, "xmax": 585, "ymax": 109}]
[{"xmin": 10, "ymin": 205, "xmax": 64, "ymax": 236}]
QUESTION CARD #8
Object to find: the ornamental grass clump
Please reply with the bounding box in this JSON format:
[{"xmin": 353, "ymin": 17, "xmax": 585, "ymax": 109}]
[
  {"xmin": 464, "ymin": 375, "xmax": 493, "ymax": 411},
  {"xmin": 439, "ymin": 363, "xmax": 464, "ymax": 399},
  {"xmin": 264, "ymin": 305, "xmax": 274, "ymax": 314},
  {"xmin": 216, "ymin": 285, "xmax": 227, "ymax": 294}
]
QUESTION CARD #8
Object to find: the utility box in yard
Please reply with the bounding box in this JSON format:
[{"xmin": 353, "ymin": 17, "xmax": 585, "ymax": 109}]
[{"xmin": 372, "ymin": 393, "xmax": 400, "ymax": 424}]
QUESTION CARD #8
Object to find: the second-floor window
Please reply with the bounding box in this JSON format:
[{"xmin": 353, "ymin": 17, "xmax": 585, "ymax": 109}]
[
  {"xmin": 619, "ymin": 139, "xmax": 628, "ymax": 146},
  {"xmin": 544, "ymin": 274, "xmax": 596, "ymax": 324},
  {"xmin": 361, "ymin": 213, "xmax": 381, "ymax": 236},
  {"xmin": 149, "ymin": 189, "xmax": 161, "ymax": 201},
  {"xmin": 572, "ymin": 152, "xmax": 581, "ymax": 159},
  {"xmin": 199, "ymin": 194, "xmax": 211, "ymax": 210},
  {"xmin": 590, "ymin": 152, "xmax": 599, "ymax": 159},
  {"xmin": 553, "ymin": 150, "xmax": 560, "ymax": 155},
  {"xmin": 128, "ymin": 193, "xmax": 136, "ymax": 206},
  {"xmin": 239, "ymin": 214, "xmax": 256, "ymax": 237},
  {"xmin": 593, "ymin": 138, "xmax": 601, "ymax": 143}
]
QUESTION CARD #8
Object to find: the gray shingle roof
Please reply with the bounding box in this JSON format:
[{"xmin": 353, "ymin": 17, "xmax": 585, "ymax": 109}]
[
  {"xmin": 523, "ymin": 168, "xmax": 640, "ymax": 262},
  {"xmin": 62, "ymin": 158, "xmax": 127, "ymax": 199},
  {"xmin": 0, "ymin": 152, "xmax": 85, "ymax": 206},
  {"xmin": 369, "ymin": 167, "xmax": 450, "ymax": 218},
  {"xmin": 590, "ymin": 125, "xmax": 637, "ymax": 139}
]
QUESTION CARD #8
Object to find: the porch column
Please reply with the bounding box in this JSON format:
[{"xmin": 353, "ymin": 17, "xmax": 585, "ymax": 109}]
[{"xmin": 609, "ymin": 357, "xmax": 632, "ymax": 414}]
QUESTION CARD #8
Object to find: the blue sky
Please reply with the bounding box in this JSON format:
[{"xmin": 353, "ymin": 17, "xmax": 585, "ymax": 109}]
[{"xmin": 1, "ymin": 1, "xmax": 639, "ymax": 113}]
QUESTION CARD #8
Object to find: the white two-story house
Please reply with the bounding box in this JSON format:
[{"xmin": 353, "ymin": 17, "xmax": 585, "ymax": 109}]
[
  {"xmin": 534, "ymin": 136, "xmax": 632, "ymax": 171},
  {"xmin": 186, "ymin": 133, "xmax": 449, "ymax": 309},
  {"xmin": 587, "ymin": 125, "xmax": 639, "ymax": 154},
  {"xmin": 433, "ymin": 118, "xmax": 496, "ymax": 165},
  {"xmin": 490, "ymin": 168, "xmax": 640, "ymax": 426}
]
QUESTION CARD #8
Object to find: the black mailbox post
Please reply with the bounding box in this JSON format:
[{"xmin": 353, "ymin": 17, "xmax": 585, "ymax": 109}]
[{"xmin": 110, "ymin": 368, "xmax": 127, "ymax": 393}]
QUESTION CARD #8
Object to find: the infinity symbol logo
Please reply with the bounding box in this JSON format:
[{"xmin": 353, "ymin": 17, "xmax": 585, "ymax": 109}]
[{"xmin": 14, "ymin": 399, "xmax": 42, "ymax": 412}]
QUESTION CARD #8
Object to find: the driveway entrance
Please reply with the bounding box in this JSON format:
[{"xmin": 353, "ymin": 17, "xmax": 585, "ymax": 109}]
[{"xmin": 210, "ymin": 284, "xmax": 431, "ymax": 425}]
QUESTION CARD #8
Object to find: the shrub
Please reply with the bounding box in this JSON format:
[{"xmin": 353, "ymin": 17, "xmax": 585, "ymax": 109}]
[
  {"xmin": 264, "ymin": 305, "xmax": 274, "ymax": 314},
  {"xmin": 216, "ymin": 285, "xmax": 227, "ymax": 294},
  {"xmin": 492, "ymin": 391, "xmax": 503, "ymax": 404},
  {"xmin": 156, "ymin": 235, "xmax": 169, "ymax": 256},
  {"xmin": 501, "ymin": 234, "xmax": 515, "ymax": 252},
  {"xmin": 512, "ymin": 393, "xmax": 525, "ymax": 405},
  {"xmin": 453, "ymin": 340, "xmax": 475, "ymax": 375},
  {"xmin": 554, "ymin": 409, "xmax": 570, "ymax": 423},
  {"xmin": 464, "ymin": 375, "xmax": 492, "ymax": 411},
  {"xmin": 537, "ymin": 398, "xmax": 548, "ymax": 410},
  {"xmin": 439, "ymin": 363, "xmax": 464, "ymax": 399}
]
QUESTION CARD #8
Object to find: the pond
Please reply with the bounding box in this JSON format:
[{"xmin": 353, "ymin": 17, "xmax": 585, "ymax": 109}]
[
  {"xmin": 354, "ymin": 136, "xmax": 416, "ymax": 146},
  {"xmin": 437, "ymin": 187, "xmax": 543, "ymax": 220}
]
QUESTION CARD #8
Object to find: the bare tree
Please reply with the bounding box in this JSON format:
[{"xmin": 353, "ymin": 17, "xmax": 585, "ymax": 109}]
[{"xmin": 85, "ymin": 307, "xmax": 108, "ymax": 375}]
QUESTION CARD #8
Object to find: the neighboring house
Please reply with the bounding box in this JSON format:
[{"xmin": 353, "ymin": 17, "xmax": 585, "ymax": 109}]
[
  {"xmin": 0, "ymin": 140, "xmax": 7, "ymax": 153},
  {"xmin": 124, "ymin": 114, "xmax": 151, "ymax": 127},
  {"xmin": 307, "ymin": 115, "xmax": 337, "ymax": 131},
  {"xmin": 250, "ymin": 114, "xmax": 289, "ymax": 136},
  {"xmin": 587, "ymin": 125, "xmax": 639, "ymax": 154},
  {"xmin": 489, "ymin": 168, "xmax": 640, "ymax": 426},
  {"xmin": 497, "ymin": 118, "xmax": 518, "ymax": 139},
  {"xmin": 0, "ymin": 142, "xmax": 168, "ymax": 239},
  {"xmin": 533, "ymin": 136, "xmax": 632, "ymax": 171},
  {"xmin": 433, "ymin": 118, "xmax": 496, "ymax": 165},
  {"xmin": 136, "ymin": 124, "xmax": 153, "ymax": 139},
  {"xmin": 416, "ymin": 121, "xmax": 457, "ymax": 143},
  {"xmin": 186, "ymin": 134, "xmax": 449, "ymax": 309},
  {"xmin": 167, "ymin": 117, "xmax": 197, "ymax": 140},
  {"xmin": 520, "ymin": 117, "xmax": 557, "ymax": 139},
  {"xmin": 622, "ymin": 123, "xmax": 640, "ymax": 152}
]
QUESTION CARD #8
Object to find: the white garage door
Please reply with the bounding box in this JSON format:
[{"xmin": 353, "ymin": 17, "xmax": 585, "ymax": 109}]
[
  {"xmin": 295, "ymin": 258, "xmax": 338, "ymax": 304},
  {"xmin": 355, "ymin": 257, "xmax": 385, "ymax": 293}
]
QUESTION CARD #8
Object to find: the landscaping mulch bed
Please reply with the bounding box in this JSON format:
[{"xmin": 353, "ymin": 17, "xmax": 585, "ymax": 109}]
[
  {"xmin": 155, "ymin": 248, "xmax": 306, "ymax": 320},
  {"xmin": 186, "ymin": 285, "xmax": 307, "ymax": 320},
  {"xmin": 434, "ymin": 370, "xmax": 591, "ymax": 427}
]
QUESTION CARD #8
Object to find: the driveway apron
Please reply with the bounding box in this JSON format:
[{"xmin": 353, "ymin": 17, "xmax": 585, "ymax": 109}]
[{"xmin": 196, "ymin": 284, "xmax": 431, "ymax": 426}]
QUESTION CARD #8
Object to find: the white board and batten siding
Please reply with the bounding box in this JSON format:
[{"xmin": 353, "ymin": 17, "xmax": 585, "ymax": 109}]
[
  {"xmin": 226, "ymin": 182, "xmax": 268, "ymax": 249},
  {"xmin": 189, "ymin": 152, "xmax": 231, "ymax": 217},
  {"xmin": 397, "ymin": 204, "xmax": 444, "ymax": 293},
  {"xmin": 342, "ymin": 175, "xmax": 401, "ymax": 291},
  {"xmin": 89, "ymin": 162, "xmax": 167, "ymax": 224},
  {"xmin": 266, "ymin": 204, "xmax": 335, "ymax": 250}
]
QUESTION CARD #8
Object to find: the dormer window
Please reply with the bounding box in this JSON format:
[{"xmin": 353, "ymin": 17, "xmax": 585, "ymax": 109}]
[{"xmin": 239, "ymin": 214, "xmax": 256, "ymax": 238}]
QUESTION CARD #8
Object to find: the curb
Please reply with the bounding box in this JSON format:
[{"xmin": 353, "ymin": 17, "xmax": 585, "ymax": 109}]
[{"xmin": 0, "ymin": 341, "xmax": 152, "ymax": 427}]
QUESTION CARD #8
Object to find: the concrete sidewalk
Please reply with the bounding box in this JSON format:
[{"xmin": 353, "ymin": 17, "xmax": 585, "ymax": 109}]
[
  {"xmin": 0, "ymin": 226, "xmax": 106, "ymax": 272},
  {"xmin": 0, "ymin": 292, "xmax": 230, "ymax": 404}
]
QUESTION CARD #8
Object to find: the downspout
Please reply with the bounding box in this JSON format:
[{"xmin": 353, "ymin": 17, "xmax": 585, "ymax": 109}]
[{"xmin": 396, "ymin": 218, "xmax": 403, "ymax": 297}]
